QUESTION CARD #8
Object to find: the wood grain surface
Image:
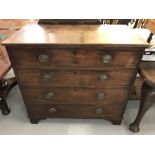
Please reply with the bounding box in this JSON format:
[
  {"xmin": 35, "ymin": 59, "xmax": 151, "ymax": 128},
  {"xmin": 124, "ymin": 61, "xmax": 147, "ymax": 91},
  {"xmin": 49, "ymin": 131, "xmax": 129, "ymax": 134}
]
[
  {"xmin": 3, "ymin": 24, "xmax": 148, "ymax": 124},
  {"xmin": 2, "ymin": 24, "xmax": 148, "ymax": 47}
]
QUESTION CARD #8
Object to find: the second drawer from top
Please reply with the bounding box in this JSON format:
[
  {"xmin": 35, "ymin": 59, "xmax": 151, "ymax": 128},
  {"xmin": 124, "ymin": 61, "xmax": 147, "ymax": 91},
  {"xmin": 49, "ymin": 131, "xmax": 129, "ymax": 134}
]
[{"xmin": 16, "ymin": 68, "xmax": 135, "ymax": 88}]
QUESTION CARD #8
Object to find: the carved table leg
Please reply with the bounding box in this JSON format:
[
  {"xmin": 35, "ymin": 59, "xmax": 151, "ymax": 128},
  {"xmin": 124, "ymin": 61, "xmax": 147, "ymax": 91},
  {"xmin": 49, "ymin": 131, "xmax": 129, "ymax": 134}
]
[
  {"xmin": 129, "ymin": 83, "xmax": 155, "ymax": 133},
  {"xmin": 0, "ymin": 99, "xmax": 10, "ymax": 115},
  {"xmin": 0, "ymin": 78, "xmax": 17, "ymax": 115},
  {"xmin": 0, "ymin": 79, "xmax": 10, "ymax": 115}
]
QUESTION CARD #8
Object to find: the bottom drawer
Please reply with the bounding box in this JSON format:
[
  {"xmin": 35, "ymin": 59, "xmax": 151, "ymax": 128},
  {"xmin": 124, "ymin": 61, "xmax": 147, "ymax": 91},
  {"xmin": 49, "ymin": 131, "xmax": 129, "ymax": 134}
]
[{"xmin": 26, "ymin": 104, "xmax": 124, "ymax": 119}]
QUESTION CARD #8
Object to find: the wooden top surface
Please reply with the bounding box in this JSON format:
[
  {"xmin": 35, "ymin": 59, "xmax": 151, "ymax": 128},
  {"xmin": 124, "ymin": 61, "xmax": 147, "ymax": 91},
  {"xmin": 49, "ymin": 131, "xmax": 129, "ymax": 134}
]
[{"xmin": 2, "ymin": 24, "xmax": 149, "ymax": 47}]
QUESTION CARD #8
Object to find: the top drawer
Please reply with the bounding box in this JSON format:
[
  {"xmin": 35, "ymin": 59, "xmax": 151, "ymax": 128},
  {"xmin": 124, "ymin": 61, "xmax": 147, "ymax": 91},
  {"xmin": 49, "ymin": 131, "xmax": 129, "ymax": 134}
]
[{"xmin": 8, "ymin": 48, "xmax": 140, "ymax": 69}]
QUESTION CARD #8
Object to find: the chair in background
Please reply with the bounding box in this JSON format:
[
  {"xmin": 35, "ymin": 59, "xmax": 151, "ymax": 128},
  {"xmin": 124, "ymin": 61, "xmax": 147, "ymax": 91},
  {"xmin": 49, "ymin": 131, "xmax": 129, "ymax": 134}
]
[
  {"xmin": 0, "ymin": 20, "xmax": 38, "ymax": 115},
  {"xmin": 0, "ymin": 31, "xmax": 17, "ymax": 114},
  {"xmin": 129, "ymin": 19, "xmax": 155, "ymax": 132}
]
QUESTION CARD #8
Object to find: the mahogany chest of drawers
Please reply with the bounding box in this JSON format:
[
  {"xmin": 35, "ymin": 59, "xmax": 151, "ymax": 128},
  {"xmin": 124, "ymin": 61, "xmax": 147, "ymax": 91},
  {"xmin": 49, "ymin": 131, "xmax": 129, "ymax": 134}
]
[{"xmin": 2, "ymin": 24, "xmax": 148, "ymax": 124}]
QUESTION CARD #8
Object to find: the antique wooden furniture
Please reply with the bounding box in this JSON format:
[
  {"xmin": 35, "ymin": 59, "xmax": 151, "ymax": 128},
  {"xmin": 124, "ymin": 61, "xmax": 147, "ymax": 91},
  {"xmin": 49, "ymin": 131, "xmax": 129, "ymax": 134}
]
[
  {"xmin": 101, "ymin": 19, "xmax": 142, "ymax": 100},
  {"xmin": 38, "ymin": 19, "xmax": 103, "ymax": 25},
  {"xmin": 2, "ymin": 24, "xmax": 148, "ymax": 124},
  {"xmin": 0, "ymin": 19, "xmax": 38, "ymax": 30},
  {"xmin": 0, "ymin": 20, "xmax": 38, "ymax": 115},
  {"xmin": 143, "ymin": 19, "xmax": 155, "ymax": 43},
  {"xmin": 129, "ymin": 77, "xmax": 143, "ymax": 100},
  {"xmin": 0, "ymin": 30, "xmax": 17, "ymax": 114},
  {"xmin": 129, "ymin": 19, "xmax": 155, "ymax": 132}
]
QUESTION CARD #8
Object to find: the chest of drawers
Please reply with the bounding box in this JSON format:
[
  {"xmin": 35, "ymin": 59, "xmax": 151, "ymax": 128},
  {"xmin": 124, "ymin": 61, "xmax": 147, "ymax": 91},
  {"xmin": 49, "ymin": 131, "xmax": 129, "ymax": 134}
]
[{"xmin": 2, "ymin": 24, "xmax": 148, "ymax": 124}]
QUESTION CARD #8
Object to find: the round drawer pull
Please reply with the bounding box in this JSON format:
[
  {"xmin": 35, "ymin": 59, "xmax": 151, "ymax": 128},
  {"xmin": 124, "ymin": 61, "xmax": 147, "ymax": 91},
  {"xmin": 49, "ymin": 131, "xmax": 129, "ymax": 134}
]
[
  {"xmin": 95, "ymin": 108, "xmax": 103, "ymax": 114},
  {"xmin": 97, "ymin": 92, "xmax": 105, "ymax": 100},
  {"xmin": 38, "ymin": 54, "xmax": 49, "ymax": 63},
  {"xmin": 99, "ymin": 74, "xmax": 108, "ymax": 81},
  {"xmin": 48, "ymin": 107, "xmax": 56, "ymax": 113},
  {"xmin": 102, "ymin": 55, "xmax": 112, "ymax": 63},
  {"xmin": 46, "ymin": 92, "xmax": 54, "ymax": 99},
  {"xmin": 43, "ymin": 73, "xmax": 53, "ymax": 81}
]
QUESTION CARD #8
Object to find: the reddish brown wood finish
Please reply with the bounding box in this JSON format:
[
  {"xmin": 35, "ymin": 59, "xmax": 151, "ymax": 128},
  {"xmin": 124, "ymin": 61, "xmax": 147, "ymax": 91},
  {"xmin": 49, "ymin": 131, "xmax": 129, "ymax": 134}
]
[
  {"xmin": 0, "ymin": 30, "xmax": 17, "ymax": 115},
  {"xmin": 146, "ymin": 19, "xmax": 155, "ymax": 34},
  {"xmin": 129, "ymin": 77, "xmax": 143, "ymax": 100},
  {"xmin": 26, "ymin": 104, "xmax": 124, "ymax": 121},
  {"xmin": 2, "ymin": 24, "xmax": 148, "ymax": 47},
  {"xmin": 21, "ymin": 87, "xmax": 128, "ymax": 105},
  {"xmin": 15, "ymin": 69, "xmax": 135, "ymax": 88},
  {"xmin": 7, "ymin": 48, "xmax": 140, "ymax": 68},
  {"xmin": 2, "ymin": 24, "xmax": 148, "ymax": 124},
  {"xmin": 129, "ymin": 20, "xmax": 155, "ymax": 132}
]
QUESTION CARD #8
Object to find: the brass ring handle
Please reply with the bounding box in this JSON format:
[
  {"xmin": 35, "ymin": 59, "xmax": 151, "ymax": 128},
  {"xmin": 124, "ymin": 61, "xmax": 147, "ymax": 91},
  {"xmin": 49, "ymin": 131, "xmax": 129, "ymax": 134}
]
[
  {"xmin": 38, "ymin": 54, "xmax": 49, "ymax": 63},
  {"xmin": 43, "ymin": 73, "xmax": 53, "ymax": 81},
  {"xmin": 48, "ymin": 107, "xmax": 56, "ymax": 113},
  {"xmin": 97, "ymin": 92, "xmax": 105, "ymax": 100},
  {"xmin": 95, "ymin": 108, "xmax": 103, "ymax": 114},
  {"xmin": 46, "ymin": 92, "xmax": 54, "ymax": 99},
  {"xmin": 99, "ymin": 74, "xmax": 108, "ymax": 81},
  {"xmin": 102, "ymin": 55, "xmax": 112, "ymax": 63}
]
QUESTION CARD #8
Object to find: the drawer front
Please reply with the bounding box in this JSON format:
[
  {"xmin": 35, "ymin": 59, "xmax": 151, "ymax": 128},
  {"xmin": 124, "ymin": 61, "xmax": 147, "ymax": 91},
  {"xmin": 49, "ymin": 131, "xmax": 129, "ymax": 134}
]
[
  {"xmin": 22, "ymin": 87, "xmax": 128, "ymax": 105},
  {"xmin": 26, "ymin": 104, "xmax": 123, "ymax": 119},
  {"xmin": 9, "ymin": 48, "xmax": 139, "ymax": 68},
  {"xmin": 16, "ymin": 69, "xmax": 134, "ymax": 88}
]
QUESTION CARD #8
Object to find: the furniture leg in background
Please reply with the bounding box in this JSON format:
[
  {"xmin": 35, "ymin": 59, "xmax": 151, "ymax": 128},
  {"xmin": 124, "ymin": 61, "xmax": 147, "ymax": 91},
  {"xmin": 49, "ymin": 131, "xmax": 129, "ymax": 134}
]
[
  {"xmin": 129, "ymin": 62, "xmax": 155, "ymax": 132},
  {"xmin": 129, "ymin": 82, "xmax": 155, "ymax": 132},
  {"xmin": 0, "ymin": 77, "xmax": 17, "ymax": 115},
  {"xmin": 129, "ymin": 19, "xmax": 155, "ymax": 133}
]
